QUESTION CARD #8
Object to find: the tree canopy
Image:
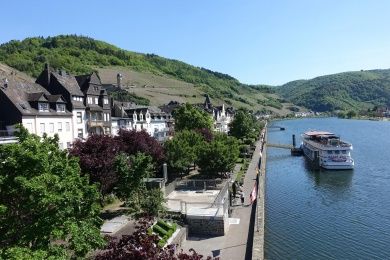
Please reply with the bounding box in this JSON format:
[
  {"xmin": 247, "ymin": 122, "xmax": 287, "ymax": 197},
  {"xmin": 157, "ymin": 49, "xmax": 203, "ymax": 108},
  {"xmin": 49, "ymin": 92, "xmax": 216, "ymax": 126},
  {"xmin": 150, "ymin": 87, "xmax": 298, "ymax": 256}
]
[
  {"xmin": 197, "ymin": 133, "xmax": 239, "ymax": 176},
  {"xmin": 229, "ymin": 109, "xmax": 255, "ymax": 139},
  {"xmin": 165, "ymin": 130, "xmax": 205, "ymax": 174},
  {"xmin": 174, "ymin": 103, "xmax": 213, "ymax": 131},
  {"xmin": 0, "ymin": 129, "xmax": 105, "ymax": 258},
  {"xmin": 69, "ymin": 134, "xmax": 121, "ymax": 198},
  {"xmin": 96, "ymin": 218, "xmax": 210, "ymax": 260}
]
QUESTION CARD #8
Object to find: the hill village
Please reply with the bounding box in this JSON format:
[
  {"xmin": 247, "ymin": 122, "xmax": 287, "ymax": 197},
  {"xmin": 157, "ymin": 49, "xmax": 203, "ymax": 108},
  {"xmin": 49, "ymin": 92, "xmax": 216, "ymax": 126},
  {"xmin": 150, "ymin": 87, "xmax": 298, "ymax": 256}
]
[
  {"xmin": 0, "ymin": 64, "xmax": 234, "ymax": 146},
  {"xmin": 0, "ymin": 64, "xmax": 267, "ymax": 259}
]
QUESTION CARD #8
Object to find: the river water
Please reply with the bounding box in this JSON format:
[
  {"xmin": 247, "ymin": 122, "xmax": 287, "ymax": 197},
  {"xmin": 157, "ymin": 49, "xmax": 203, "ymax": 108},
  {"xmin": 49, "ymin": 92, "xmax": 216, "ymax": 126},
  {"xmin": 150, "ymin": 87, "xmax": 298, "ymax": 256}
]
[{"xmin": 264, "ymin": 118, "xmax": 390, "ymax": 259}]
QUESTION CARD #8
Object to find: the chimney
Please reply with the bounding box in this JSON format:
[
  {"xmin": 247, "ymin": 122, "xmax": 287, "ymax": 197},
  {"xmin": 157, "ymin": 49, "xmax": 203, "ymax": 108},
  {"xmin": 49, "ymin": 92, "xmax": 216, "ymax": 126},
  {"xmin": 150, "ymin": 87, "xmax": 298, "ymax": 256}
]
[
  {"xmin": 44, "ymin": 63, "xmax": 50, "ymax": 86},
  {"xmin": 117, "ymin": 73, "xmax": 122, "ymax": 89}
]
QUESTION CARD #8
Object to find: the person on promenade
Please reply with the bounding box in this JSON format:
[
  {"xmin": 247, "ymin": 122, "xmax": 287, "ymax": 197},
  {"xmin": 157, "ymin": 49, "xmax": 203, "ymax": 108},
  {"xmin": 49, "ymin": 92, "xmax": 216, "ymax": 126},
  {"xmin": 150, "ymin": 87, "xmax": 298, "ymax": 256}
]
[
  {"xmin": 232, "ymin": 181, "xmax": 237, "ymax": 198},
  {"xmin": 240, "ymin": 192, "xmax": 245, "ymax": 205}
]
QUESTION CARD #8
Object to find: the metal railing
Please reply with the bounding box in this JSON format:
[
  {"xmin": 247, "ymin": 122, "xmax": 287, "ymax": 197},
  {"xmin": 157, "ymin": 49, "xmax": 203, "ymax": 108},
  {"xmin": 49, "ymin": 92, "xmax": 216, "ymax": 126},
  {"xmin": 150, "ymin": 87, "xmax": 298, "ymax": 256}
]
[{"xmin": 0, "ymin": 130, "xmax": 18, "ymax": 144}]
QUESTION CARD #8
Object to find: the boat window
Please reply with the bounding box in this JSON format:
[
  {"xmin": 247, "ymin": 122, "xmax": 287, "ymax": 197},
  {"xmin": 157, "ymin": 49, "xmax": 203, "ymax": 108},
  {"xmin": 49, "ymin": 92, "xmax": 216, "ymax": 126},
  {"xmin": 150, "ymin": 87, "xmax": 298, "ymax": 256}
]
[
  {"xmin": 327, "ymin": 151, "xmax": 333, "ymax": 154},
  {"xmin": 341, "ymin": 150, "xmax": 346, "ymax": 154},
  {"xmin": 335, "ymin": 150, "xmax": 340, "ymax": 154}
]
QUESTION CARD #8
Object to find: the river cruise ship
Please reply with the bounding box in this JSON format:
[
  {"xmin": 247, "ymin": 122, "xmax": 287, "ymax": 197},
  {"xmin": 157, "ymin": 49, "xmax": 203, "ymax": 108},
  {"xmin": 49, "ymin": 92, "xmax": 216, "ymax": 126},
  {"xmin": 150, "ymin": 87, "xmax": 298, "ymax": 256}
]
[{"xmin": 301, "ymin": 131, "xmax": 354, "ymax": 170}]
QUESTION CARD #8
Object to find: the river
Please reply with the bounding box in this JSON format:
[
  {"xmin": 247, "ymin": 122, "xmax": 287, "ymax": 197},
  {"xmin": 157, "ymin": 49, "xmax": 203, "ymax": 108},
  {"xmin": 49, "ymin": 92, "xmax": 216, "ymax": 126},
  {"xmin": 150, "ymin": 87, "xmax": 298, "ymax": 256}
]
[{"xmin": 264, "ymin": 118, "xmax": 390, "ymax": 259}]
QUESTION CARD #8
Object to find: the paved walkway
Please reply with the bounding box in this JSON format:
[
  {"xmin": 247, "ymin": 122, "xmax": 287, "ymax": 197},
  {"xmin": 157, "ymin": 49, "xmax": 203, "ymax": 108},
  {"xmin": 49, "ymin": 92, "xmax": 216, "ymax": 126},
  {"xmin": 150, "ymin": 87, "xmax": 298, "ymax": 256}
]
[{"xmin": 181, "ymin": 139, "xmax": 263, "ymax": 259}]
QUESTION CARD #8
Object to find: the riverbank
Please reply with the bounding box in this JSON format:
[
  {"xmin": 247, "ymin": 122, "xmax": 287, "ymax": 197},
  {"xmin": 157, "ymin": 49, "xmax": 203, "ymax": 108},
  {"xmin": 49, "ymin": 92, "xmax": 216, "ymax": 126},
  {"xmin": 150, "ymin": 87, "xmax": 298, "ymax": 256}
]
[
  {"xmin": 251, "ymin": 126, "xmax": 267, "ymax": 260},
  {"xmin": 180, "ymin": 128, "xmax": 267, "ymax": 259}
]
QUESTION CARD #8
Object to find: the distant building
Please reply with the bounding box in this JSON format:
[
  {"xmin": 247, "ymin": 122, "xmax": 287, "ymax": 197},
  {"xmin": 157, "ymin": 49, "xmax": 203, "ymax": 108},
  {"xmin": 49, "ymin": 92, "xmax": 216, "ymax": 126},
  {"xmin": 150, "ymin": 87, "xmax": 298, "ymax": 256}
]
[
  {"xmin": 198, "ymin": 95, "xmax": 234, "ymax": 133},
  {"xmin": 111, "ymin": 101, "xmax": 172, "ymax": 142}
]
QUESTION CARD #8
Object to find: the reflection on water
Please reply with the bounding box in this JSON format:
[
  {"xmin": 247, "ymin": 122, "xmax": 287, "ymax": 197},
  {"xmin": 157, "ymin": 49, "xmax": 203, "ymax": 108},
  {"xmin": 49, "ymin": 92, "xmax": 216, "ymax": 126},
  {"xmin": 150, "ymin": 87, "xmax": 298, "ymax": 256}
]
[{"xmin": 303, "ymin": 158, "xmax": 353, "ymax": 191}]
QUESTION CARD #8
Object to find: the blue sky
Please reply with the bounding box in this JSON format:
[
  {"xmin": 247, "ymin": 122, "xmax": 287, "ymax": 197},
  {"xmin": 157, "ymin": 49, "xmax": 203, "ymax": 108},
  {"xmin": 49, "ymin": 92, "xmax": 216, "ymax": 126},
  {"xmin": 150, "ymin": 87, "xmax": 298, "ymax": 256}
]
[{"xmin": 1, "ymin": 0, "xmax": 390, "ymax": 85}]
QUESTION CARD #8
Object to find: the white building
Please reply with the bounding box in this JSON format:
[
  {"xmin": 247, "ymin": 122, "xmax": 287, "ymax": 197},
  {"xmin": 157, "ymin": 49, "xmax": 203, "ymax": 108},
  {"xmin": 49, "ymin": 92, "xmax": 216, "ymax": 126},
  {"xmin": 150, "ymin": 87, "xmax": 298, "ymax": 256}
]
[
  {"xmin": 0, "ymin": 77, "xmax": 75, "ymax": 148},
  {"xmin": 200, "ymin": 95, "xmax": 234, "ymax": 133},
  {"xmin": 111, "ymin": 101, "xmax": 171, "ymax": 141}
]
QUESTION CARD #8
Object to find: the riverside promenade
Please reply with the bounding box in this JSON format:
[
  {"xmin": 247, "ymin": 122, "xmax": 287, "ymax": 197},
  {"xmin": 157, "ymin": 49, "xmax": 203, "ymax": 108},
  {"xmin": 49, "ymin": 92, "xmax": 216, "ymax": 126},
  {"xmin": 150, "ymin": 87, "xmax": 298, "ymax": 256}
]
[
  {"xmin": 252, "ymin": 127, "xmax": 267, "ymax": 260},
  {"xmin": 181, "ymin": 128, "xmax": 266, "ymax": 259}
]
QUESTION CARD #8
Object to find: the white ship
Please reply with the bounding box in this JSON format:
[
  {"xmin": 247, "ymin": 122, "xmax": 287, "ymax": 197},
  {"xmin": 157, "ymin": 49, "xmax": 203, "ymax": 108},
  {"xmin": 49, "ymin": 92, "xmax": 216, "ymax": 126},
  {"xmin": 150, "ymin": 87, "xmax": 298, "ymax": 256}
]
[{"xmin": 301, "ymin": 131, "xmax": 354, "ymax": 170}]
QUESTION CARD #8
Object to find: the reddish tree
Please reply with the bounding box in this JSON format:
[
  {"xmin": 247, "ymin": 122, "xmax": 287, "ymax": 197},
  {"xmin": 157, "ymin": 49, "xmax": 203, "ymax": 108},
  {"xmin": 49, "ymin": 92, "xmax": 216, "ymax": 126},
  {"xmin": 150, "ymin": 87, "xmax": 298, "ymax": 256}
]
[
  {"xmin": 115, "ymin": 129, "xmax": 165, "ymax": 164},
  {"xmin": 95, "ymin": 218, "xmax": 212, "ymax": 260},
  {"xmin": 69, "ymin": 134, "xmax": 121, "ymax": 197},
  {"xmin": 195, "ymin": 128, "xmax": 214, "ymax": 142}
]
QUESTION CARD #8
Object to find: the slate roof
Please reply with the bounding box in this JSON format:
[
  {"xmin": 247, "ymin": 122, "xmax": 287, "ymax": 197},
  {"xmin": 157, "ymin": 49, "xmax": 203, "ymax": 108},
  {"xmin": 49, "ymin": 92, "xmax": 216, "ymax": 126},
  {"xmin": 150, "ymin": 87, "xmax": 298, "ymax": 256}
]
[
  {"xmin": 0, "ymin": 77, "xmax": 72, "ymax": 116},
  {"xmin": 52, "ymin": 71, "xmax": 84, "ymax": 96},
  {"xmin": 76, "ymin": 72, "xmax": 104, "ymax": 95}
]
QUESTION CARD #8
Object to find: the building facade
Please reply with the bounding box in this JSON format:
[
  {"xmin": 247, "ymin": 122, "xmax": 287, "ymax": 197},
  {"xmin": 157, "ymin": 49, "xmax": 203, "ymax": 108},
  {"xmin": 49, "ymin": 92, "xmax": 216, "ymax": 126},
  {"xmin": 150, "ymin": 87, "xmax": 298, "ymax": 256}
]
[{"xmin": 0, "ymin": 76, "xmax": 74, "ymax": 148}]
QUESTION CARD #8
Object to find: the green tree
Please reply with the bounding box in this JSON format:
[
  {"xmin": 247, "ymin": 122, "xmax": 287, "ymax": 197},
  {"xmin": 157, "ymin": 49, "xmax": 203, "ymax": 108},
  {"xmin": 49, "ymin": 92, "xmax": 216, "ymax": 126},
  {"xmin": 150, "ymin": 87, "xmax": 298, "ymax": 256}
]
[
  {"xmin": 114, "ymin": 152, "xmax": 165, "ymax": 216},
  {"xmin": 197, "ymin": 134, "xmax": 240, "ymax": 176},
  {"xmin": 174, "ymin": 103, "xmax": 213, "ymax": 131},
  {"xmin": 229, "ymin": 109, "xmax": 255, "ymax": 139},
  {"xmin": 0, "ymin": 129, "xmax": 105, "ymax": 258},
  {"xmin": 165, "ymin": 130, "xmax": 204, "ymax": 174},
  {"xmin": 346, "ymin": 110, "xmax": 357, "ymax": 118}
]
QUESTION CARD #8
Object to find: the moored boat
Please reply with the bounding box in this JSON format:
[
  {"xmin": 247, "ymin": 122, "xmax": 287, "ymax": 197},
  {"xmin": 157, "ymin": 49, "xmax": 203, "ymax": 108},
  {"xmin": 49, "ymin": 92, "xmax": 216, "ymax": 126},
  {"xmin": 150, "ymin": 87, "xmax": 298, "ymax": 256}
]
[{"xmin": 301, "ymin": 131, "xmax": 354, "ymax": 170}]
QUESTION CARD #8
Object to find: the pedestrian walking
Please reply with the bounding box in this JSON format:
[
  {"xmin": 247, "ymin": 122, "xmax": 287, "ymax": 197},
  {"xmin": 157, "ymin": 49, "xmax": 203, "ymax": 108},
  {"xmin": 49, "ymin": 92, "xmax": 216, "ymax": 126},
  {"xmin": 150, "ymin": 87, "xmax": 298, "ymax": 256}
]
[
  {"xmin": 232, "ymin": 181, "xmax": 237, "ymax": 198},
  {"xmin": 240, "ymin": 192, "xmax": 245, "ymax": 205}
]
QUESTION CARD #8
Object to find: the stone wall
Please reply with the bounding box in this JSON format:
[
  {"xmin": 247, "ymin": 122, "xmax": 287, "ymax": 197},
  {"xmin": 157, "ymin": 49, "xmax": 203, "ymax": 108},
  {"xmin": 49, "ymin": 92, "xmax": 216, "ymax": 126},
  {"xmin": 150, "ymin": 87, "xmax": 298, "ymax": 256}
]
[{"xmin": 186, "ymin": 215, "xmax": 227, "ymax": 236}]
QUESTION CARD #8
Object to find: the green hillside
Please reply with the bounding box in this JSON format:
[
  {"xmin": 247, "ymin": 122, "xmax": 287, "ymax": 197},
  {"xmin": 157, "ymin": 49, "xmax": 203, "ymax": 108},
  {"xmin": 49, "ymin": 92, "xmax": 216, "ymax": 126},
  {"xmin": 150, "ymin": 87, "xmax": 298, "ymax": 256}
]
[
  {"xmin": 0, "ymin": 35, "xmax": 296, "ymax": 114},
  {"xmin": 277, "ymin": 70, "xmax": 390, "ymax": 112}
]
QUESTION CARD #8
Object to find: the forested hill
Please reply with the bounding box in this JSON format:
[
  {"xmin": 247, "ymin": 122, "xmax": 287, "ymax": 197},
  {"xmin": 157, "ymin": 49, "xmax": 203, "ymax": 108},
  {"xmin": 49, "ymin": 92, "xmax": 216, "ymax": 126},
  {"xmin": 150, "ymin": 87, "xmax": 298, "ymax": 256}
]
[
  {"xmin": 0, "ymin": 35, "xmax": 277, "ymax": 109},
  {"xmin": 277, "ymin": 70, "xmax": 390, "ymax": 112}
]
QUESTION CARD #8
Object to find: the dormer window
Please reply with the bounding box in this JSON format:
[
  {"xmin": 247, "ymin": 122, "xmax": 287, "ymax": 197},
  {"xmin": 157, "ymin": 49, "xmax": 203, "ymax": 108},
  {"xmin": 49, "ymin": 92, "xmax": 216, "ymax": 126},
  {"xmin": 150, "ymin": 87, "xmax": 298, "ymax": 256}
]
[
  {"xmin": 87, "ymin": 97, "xmax": 93, "ymax": 104},
  {"xmin": 38, "ymin": 102, "xmax": 49, "ymax": 112},
  {"xmin": 94, "ymin": 86, "xmax": 99, "ymax": 91},
  {"xmin": 104, "ymin": 98, "xmax": 109, "ymax": 105},
  {"xmin": 56, "ymin": 104, "xmax": 66, "ymax": 112},
  {"xmin": 133, "ymin": 113, "xmax": 137, "ymax": 121},
  {"xmin": 140, "ymin": 113, "xmax": 143, "ymax": 121}
]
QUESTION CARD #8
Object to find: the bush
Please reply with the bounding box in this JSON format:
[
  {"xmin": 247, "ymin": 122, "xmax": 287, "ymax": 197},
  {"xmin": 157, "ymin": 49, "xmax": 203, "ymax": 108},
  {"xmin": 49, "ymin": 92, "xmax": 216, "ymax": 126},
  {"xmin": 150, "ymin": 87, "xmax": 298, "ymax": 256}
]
[{"xmin": 152, "ymin": 225, "xmax": 168, "ymax": 238}]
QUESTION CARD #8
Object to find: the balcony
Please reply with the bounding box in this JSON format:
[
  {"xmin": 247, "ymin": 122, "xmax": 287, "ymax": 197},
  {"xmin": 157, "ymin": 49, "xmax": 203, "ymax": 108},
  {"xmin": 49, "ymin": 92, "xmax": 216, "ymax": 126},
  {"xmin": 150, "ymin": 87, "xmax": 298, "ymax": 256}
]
[
  {"xmin": 88, "ymin": 120, "xmax": 104, "ymax": 127},
  {"xmin": 0, "ymin": 130, "xmax": 18, "ymax": 144}
]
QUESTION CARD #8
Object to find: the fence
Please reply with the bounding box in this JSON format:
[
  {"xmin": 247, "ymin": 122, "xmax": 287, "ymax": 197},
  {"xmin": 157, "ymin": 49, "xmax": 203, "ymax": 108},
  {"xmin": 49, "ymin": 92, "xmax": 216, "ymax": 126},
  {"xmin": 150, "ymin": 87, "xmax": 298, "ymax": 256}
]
[{"xmin": 0, "ymin": 130, "xmax": 18, "ymax": 144}]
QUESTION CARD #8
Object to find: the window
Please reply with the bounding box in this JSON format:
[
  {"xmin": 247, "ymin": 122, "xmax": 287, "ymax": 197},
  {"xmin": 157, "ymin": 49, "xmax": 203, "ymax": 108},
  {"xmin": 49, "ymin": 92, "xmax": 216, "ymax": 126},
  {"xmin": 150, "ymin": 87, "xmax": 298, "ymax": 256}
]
[
  {"xmin": 342, "ymin": 150, "xmax": 347, "ymax": 154},
  {"xmin": 40, "ymin": 123, "xmax": 45, "ymax": 134},
  {"xmin": 87, "ymin": 97, "xmax": 93, "ymax": 104},
  {"xmin": 77, "ymin": 128, "xmax": 83, "ymax": 138},
  {"xmin": 140, "ymin": 114, "xmax": 143, "ymax": 121},
  {"xmin": 104, "ymin": 98, "xmax": 109, "ymax": 105},
  {"xmin": 77, "ymin": 112, "xmax": 82, "ymax": 123},
  {"xmin": 38, "ymin": 102, "xmax": 49, "ymax": 112},
  {"xmin": 58, "ymin": 122, "xmax": 62, "ymax": 132},
  {"xmin": 49, "ymin": 123, "xmax": 54, "ymax": 133},
  {"xmin": 94, "ymin": 86, "xmax": 98, "ymax": 91},
  {"xmin": 327, "ymin": 151, "xmax": 333, "ymax": 154},
  {"xmin": 335, "ymin": 150, "xmax": 340, "ymax": 154},
  {"xmin": 56, "ymin": 104, "xmax": 65, "ymax": 112},
  {"xmin": 103, "ymin": 113, "xmax": 110, "ymax": 122},
  {"xmin": 66, "ymin": 122, "xmax": 70, "ymax": 132},
  {"xmin": 94, "ymin": 97, "xmax": 98, "ymax": 104},
  {"xmin": 73, "ymin": 96, "xmax": 77, "ymax": 101},
  {"xmin": 25, "ymin": 123, "xmax": 33, "ymax": 133}
]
